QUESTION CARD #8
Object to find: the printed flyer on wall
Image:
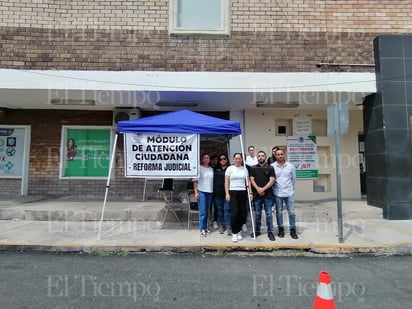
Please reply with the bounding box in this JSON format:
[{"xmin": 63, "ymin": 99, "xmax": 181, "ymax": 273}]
[
  {"xmin": 64, "ymin": 129, "xmax": 111, "ymax": 177},
  {"xmin": 287, "ymin": 136, "xmax": 319, "ymax": 179}
]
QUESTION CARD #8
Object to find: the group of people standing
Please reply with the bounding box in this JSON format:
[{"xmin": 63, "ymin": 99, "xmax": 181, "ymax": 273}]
[{"xmin": 192, "ymin": 145, "xmax": 298, "ymax": 242}]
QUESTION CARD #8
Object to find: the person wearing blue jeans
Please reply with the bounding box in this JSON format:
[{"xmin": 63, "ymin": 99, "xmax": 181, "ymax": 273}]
[
  {"xmin": 213, "ymin": 196, "xmax": 231, "ymax": 233},
  {"xmin": 213, "ymin": 153, "xmax": 231, "ymax": 234},
  {"xmin": 249, "ymin": 151, "xmax": 276, "ymax": 241},
  {"xmin": 198, "ymin": 191, "xmax": 213, "ymax": 234},
  {"xmin": 193, "ymin": 153, "xmax": 214, "ymax": 237},
  {"xmin": 271, "ymin": 148, "xmax": 298, "ymax": 239},
  {"xmin": 274, "ymin": 195, "xmax": 296, "ymax": 237}
]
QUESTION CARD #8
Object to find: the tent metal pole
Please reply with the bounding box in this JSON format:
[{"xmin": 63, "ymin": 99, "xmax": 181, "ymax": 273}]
[
  {"xmin": 239, "ymin": 134, "xmax": 256, "ymax": 239},
  {"xmin": 97, "ymin": 132, "xmax": 118, "ymax": 240}
]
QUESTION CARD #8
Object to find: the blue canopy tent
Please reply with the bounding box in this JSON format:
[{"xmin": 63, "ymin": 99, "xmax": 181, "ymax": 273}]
[
  {"xmin": 98, "ymin": 110, "xmax": 255, "ymax": 239},
  {"xmin": 116, "ymin": 109, "xmax": 241, "ymax": 140}
]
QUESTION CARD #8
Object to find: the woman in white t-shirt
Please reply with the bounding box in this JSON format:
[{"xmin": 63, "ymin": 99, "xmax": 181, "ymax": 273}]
[
  {"xmin": 225, "ymin": 152, "xmax": 250, "ymax": 242},
  {"xmin": 193, "ymin": 153, "xmax": 214, "ymax": 237}
]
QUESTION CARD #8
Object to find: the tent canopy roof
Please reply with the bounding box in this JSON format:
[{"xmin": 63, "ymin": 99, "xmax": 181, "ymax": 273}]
[{"xmin": 116, "ymin": 110, "xmax": 241, "ymax": 140}]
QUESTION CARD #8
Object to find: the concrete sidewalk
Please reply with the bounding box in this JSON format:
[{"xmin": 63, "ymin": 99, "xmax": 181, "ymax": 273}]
[{"xmin": 0, "ymin": 196, "xmax": 411, "ymax": 256}]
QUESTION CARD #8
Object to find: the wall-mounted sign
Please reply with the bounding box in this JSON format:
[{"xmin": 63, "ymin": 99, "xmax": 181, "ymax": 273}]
[
  {"xmin": 294, "ymin": 115, "xmax": 312, "ymax": 136},
  {"xmin": 64, "ymin": 129, "xmax": 111, "ymax": 177},
  {"xmin": 287, "ymin": 136, "xmax": 318, "ymax": 179},
  {"xmin": 0, "ymin": 128, "xmax": 25, "ymax": 177}
]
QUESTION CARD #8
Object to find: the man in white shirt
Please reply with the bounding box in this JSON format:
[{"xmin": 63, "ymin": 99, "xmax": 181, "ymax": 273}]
[
  {"xmin": 245, "ymin": 145, "xmax": 258, "ymax": 167},
  {"xmin": 271, "ymin": 148, "xmax": 298, "ymax": 239}
]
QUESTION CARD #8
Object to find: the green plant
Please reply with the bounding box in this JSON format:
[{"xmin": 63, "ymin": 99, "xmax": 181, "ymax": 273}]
[
  {"xmin": 89, "ymin": 249, "xmax": 113, "ymax": 257},
  {"xmin": 212, "ymin": 248, "xmax": 226, "ymax": 257},
  {"xmin": 116, "ymin": 250, "xmax": 130, "ymax": 257}
]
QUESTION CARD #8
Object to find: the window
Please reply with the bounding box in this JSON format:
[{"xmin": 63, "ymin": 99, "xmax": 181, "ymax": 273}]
[
  {"xmin": 60, "ymin": 126, "xmax": 113, "ymax": 179},
  {"xmin": 274, "ymin": 119, "xmax": 292, "ymax": 136},
  {"xmin": 169, "ymin": 0, "xmax": 230, "ymax": 36}
]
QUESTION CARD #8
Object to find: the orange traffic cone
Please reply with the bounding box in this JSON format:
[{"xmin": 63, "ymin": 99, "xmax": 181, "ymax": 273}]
[{"xmin": 313, "ymin": 271, "xmax": 336, "ymax": 309}]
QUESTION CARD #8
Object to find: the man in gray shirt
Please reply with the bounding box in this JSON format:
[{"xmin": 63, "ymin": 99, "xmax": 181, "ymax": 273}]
[{"xmin": 271, "ymin": 148, "xmax": 298, "ymax": 239}]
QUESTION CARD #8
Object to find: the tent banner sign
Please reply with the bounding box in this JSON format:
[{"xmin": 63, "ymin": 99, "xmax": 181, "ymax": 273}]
[
  {"xmin": 287, "ymin": 136, "xmax": 319, "ymax": 179},
  {"xmin": 124, "ymin": 133, "xmax": 199, "ymax": 177}
]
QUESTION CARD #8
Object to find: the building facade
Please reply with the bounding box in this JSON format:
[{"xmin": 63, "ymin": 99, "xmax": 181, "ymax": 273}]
[{"xmin": 0, "ymin": 1, "xmax": 411, "ymax": 217}]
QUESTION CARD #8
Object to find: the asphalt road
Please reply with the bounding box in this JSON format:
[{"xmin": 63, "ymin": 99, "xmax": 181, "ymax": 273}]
[{"xmin": 0, "ymin": 252, "xmax": 411, "ymax": 309}]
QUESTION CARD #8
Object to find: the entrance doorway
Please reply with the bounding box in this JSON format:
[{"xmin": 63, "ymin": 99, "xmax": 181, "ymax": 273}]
[{"xmin": 200, "ymin": 140, "xmax": 228, "ymax": 162}]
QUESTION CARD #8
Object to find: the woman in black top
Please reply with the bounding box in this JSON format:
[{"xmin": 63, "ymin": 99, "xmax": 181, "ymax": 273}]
[
  {"xmin": 213, "ymin": 153, "xmax": 231, "ymax": 235},
  {"xmin": 267, "ymin": 146, "xmax": 279, "ymax": 165}
]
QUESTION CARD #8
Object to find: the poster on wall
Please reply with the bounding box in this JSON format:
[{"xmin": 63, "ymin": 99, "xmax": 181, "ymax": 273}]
[
  {"xmin": 294, "ymin": 115, "xmax": 312, "ymax": 136},
  {"xmin": 287, "ymin": 136, "xmax": 319, "ymax": 179},
  {"xmin": 124, "ymin": 133, "xmax": 199, "ymax": 178},
  {"xmin": 64, "ymin": 129, "xmax": 111, "ymax": 177},
  {"xmin": 0, "ymin": 128, "xmax": 25, "ymax": 177}
]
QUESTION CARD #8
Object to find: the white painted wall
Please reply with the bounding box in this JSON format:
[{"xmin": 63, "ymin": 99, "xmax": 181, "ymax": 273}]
[
  {"xmin": 229, "ymin": 111, "xmax": 245, "ymax": 159},
  {"xmin": 244, "ymin": 109, "xmax": 364, "ymax": 200}
]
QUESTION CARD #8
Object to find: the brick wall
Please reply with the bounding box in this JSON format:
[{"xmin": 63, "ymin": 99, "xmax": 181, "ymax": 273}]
[
  {"xmin": 1, "ymin": 0, "xmax": 411, "ymax": 72},
  {"xmin": 0, "ymin": 179, "xmax": 21, "ymax": 195},
  {"xmin": 0, "ymin": 109, "xmax": 144, "ymax": 197},
  {"xmin": 0, "ymin": 109, "xmax": 229, "ymax": 198},
  {"xmin": 0, "ymin": 1, "xmax": 411, "ymax": 197}
]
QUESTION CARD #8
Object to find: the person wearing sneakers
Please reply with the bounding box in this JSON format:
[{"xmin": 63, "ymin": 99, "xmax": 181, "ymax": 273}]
[
  {"xmin": 249, "ymin": 151, "xmax": 276, "ymax": 241},
  {"xmin": 193, "ymin": 153, "xmax": 214, "ymax": 237},
  {"xmin": 225, "ymin": 152, "xmax": 250, "ymax": 242},
  {"xmin": 271, "ymin": 148, "xmax": 298, "ymax": 239},
  {"xmin": 213, "ymin": 154, "xmax": 231, "ymax": 235}
]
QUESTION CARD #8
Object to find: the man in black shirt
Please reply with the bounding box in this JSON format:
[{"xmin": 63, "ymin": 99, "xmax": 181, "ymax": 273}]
[{"xmin": 249, "ymin": 151, "xmax": 276, "ymax": 241}]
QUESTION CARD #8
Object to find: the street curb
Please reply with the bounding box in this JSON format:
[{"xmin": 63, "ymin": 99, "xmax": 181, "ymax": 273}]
[{"xmin": 1, "ymin": 242, "xmax": 411, "ymax": 257}]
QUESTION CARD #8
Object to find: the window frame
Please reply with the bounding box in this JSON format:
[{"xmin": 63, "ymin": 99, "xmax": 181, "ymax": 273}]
[{"xmin": 169, "ymin": 0, "xmax": 230, "ymax": 36}]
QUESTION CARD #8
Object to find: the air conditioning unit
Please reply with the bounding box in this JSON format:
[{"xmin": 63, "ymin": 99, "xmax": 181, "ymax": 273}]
[{"xmin": 113, "ymin": 109, "xmax": 141, "ymax": 126}]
